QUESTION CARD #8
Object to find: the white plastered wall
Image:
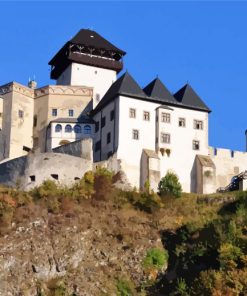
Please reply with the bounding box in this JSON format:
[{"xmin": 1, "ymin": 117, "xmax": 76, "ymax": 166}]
[
  {"xmin": 57, "ymin": 63, "xmax": 117, "ymax": 107},
  {"xmin": 157, "ymin": 106, "xmax": 209, "ymax": 192}
]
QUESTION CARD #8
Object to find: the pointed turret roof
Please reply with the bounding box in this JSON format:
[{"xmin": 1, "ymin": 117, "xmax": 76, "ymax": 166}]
[
  {"xmin": 143, "ymin": 78, "xmax": 177, "ymax": 104},
  {"xmin": 174, "ymin": 84, "xmax": 211, "ymax": 112},
  {"xmin": 92, "ymin": 72, "xmax": 147, "ymax": 114}
]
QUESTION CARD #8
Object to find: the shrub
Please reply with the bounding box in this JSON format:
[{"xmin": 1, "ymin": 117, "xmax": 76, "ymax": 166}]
[
  {"xmin": 73, "ymin": 171, "xmax": 95, "ymax": 201},
  {"xmin": 94, "ymin": 167, "xmax": 114, "ymax": 200},
  {"xmin": 116, "ymin": 278, "xmax": 135, "ymax": 296},
  {"xmin": 218, "ymin": 242, "xmax": 243, "ymax": 270},
  {"xmin": 158, "ymin": 171, "xmax": 182, "ymax": 198},
  {"xmin": 31, "ymin": 180, "xmax": 59, "ymax": 199},
  {"xmin": 174, "ymin": 278, "xmax": 189, "ymax": 296},
  {"xmin": 142, "ymin": 247, "xmax": 169, "ymax": 271}
]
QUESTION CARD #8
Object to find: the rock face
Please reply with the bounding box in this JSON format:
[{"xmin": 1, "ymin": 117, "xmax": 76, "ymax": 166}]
[{"xmin": 0, "ymin": 201, "xmax": 163, "ymax": 295}]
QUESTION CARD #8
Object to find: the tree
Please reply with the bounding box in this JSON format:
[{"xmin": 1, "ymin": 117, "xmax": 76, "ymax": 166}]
[{"xmin": 158, "ymin": 171, "xmax": 182, "ymax": 198}]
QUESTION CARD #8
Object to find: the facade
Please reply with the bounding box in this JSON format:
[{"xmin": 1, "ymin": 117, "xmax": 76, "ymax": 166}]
[{"xmin": 0, "ymin": 28, "xmax": 246, "ymax": 193}]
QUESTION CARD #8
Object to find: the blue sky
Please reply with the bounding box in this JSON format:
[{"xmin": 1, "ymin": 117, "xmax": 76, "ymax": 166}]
[{"xmin": 0, "ymin": 1, "xmax": 246, "ymax": 151}]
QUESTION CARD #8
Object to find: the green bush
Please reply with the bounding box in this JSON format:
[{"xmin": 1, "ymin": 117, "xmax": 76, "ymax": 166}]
[
  {"xmin": 158, "ymin": 171, "xmax": 182, "ymax": 198},
  {"xmin": 218, "ymin": 242, "xmax": 243, "ymax": 270},
  {"xmin": 116, "ymin": 278, "xmax": 135, "ymax": 296},
  {"xmin": 142, "ymin": 247, "xmax": 169, "ymax": 271}
]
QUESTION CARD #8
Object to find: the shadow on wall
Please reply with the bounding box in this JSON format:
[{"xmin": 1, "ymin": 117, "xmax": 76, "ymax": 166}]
[{"xmin": 190, "ymin": 157, "xmax": 197, "ymax": 193}]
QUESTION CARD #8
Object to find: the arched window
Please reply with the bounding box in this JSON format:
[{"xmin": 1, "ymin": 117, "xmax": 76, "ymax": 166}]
[
  {"xmin": 65, "ymin": 124, "xmax": 72, "ymax": 133},
  {"xmin": 74, "ymin": 124, "xmax": 82, "ymax": 133},
  {"xmin": 55, "ymin": 124, "xmax": 62, "ymax": 132},
  {"xmin": 84, "ymin": 125, "xmax": 91, "ymax": 135}
]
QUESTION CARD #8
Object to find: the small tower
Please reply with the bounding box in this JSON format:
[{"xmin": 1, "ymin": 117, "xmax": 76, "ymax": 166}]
[{"xmin": 48, "ymin": 29, "xmax": 126, "ymax": 106}]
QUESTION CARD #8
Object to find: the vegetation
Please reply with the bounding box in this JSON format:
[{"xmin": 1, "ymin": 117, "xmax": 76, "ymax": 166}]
[
  {"xmin": 158, "ymin": 171, "xmax": 182, "ymax": 198},
  {"xmin": 0, "ymin": 169, "xmax": 247, "ymax": 295},
  {"xmin": 142, "ymin": 248, "xmax": 169, "ymax": 272}
]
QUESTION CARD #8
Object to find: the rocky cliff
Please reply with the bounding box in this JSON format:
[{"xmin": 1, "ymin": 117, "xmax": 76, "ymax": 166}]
[{"xmin": 0, "ymin": 200, "xmax": 163, "ymax": 296}]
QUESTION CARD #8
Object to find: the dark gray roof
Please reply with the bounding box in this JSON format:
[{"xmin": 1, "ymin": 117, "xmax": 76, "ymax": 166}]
[
  {"xmin": 92, "ymin": 74, "xmax": 211, "ymax": 115},
  {"xmin": 173, "ymin": 84, "xmax": 211, "ymax": 112},
  {"xmin": 70, "ymin": 29, "xmax": 126, "ymax": 55},
  {"xmin": 92, "ymin": 72, "xmax": 147, "ymax": 114},
  {"xmin": 51, "ymin": 116, "xmax": 94, "ymax": 124},
  {"xmin": 143, "ymin": 78, "xmax": 177, "ymax": 104}
]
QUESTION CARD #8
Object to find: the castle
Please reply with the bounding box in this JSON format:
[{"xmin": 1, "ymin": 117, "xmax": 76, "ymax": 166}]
[{"xmin": 0, "ymin": 29, "xmax": 246, "ymax": 193}]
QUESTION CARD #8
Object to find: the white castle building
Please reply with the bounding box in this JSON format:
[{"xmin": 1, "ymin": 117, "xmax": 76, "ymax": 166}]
[{"xmin": 0, "ymin": 29, "xmax": 246, "ymax": 193}]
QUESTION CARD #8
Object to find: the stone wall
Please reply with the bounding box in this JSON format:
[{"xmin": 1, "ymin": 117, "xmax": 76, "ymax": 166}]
[
  {"xmin": 52, "ymin": 138, "xmax": 93, "ymax": 160},
  {"xmin": 0, "ymin": 152, "xmax": 92, "ymax": 190},
  {"xmin": 209, "ymin": 147, "xmax": 247, "ymax": 191}
]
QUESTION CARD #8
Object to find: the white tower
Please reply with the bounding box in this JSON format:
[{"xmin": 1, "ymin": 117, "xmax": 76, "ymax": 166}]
[{"xmin": 49, "ymin": 29, "xmax": 126, "ymax": 107}]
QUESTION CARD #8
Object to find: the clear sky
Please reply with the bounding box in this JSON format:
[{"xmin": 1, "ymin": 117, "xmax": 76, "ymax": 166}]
[{"xmin": 0, "ymin": 1, "xmax": 246, "ymax": 151}]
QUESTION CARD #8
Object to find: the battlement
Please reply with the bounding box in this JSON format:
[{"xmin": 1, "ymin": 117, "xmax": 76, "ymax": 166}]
[{"xmin": 209, "ymin": 146, "xmax": 247, "ymax": 159}]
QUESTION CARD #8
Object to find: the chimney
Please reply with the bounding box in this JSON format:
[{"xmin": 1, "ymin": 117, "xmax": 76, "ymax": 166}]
[{"xmin": 28, "ymin": 80, "xmax": 37, "ymax": 89}]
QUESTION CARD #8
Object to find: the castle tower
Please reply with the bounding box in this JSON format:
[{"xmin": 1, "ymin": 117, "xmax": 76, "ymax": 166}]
[{"xmin": 49, "ymin": 29, "xmax": 126, "ymax": 106}]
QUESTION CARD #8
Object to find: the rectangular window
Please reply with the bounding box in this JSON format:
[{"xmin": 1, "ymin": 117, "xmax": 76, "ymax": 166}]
[
  {"xmin": 161, "ymin": 133, "xmax": 170, "ymax": 144},
  {"xmin": 110, "ymin": 110, "xmax": 114, "ymax": 121},
  {"xmin": 129, "ymin": 108, "xmax": 136, "ymax": 118},
  {"xmin": 107, "ymin": 132, "xmax": 111, "ymax": 144},
  {"xmin": 132, "ymin": 129, "xmax": 139, "ymax": 140},
  {"xmin": 18, "ymin": 110, "xmax": 24, "ymax": 118},
  {"xmin": 194, "ymin": 120, "xmax": 203, "ymax": 130},
  {"xmin": 178, "ymin": 117, "xmax": 186, "ymax": 127},
  {"xmin": 52, "ymin": 109, "xmax": 57, "ymax": 117},
  {"xmin": 161, "ymin": 112, "xmax": 170, "ymax": 123},
  {"xmin": 143, "ymin": 111, "xmax": 150, "ymax": 121},
  {"xmin": 95, "ymin": 121, "xmax": 99, "ymax": 133},
  {"xmin": 95, "ymin": 140, "xmax": 101, "ymax": 152},
  {"xmin": 0, "ymin": 112, "xmax": 2, "ymax": 118},
  {"xmin": 33, "ymin": 115, "xmax": 37, "ymax": 127},
  {"xmin": 68, "ymin": 109, "xmax": 74, "ymax": 117},
  {"xmin": 193, "ymin": 140, "xmax": 200, "ymax": 150},
  {"xmin": 101, "ymin": 116, "xmax": 106, "ymax": 128}
]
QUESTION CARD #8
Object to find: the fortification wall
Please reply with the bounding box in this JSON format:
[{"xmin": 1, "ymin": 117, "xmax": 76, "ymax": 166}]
[
  {"xmin": 209, "ymin": 146, "xmax": 247, "ymax": 190},
  {"xmin": 52, "ymin": 138, "xmax": 93, "ymax": 160},
  {"xmin": 0, "ymin": 152, "xmax": 92, "ymax": 190}
]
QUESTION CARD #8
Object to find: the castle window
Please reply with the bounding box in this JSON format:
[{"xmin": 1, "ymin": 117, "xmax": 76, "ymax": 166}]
[
  {"xmin": 143, "ymin": 111, "xmax": 150, "ymax": 121},
  {"xmin": 95, "ymin": 121, "xmax": 99, "ymax": 132},
  {"xmin": 84, "ymin": 125, "xmax": 91, "ymax": 134},
  {"xmin": 33, "ymin": 115, "xmax": 37, "ymax": 127},
  {"xmin": 68, "ymin": 109, "xmax": 74, "ymax": 117},
  {"xmin": 95, "ymin": 140, "xmax": 101, "ymax": 152},
  {"xmin": 231, "ymin": 150, "xmax": 235, "ymax": 158},
  {"xmin": 132, "ymin": 129, "xmax": 139, "ymax": 140},
  {"xmin": 101, "ymin": 117, "xmax": 106, "ymax": 128},
  {"xmin": 194, "ymin": 120, "xmax": 203, "ymax": 130},
  {"xmin": 55, "ymin": 124, "xmax": 62, "ymax": 133},
  {"xmin": 161, "ymin": 133, "xmax": 170, "ymax": 144},
  {"xmin": 129, "ymin": 108, "xmax": 136, "ymax": 118},
  {"xmin": 74, "ymin": 124, "xmax": 81, "ymax": 133},
  {"xmin": 0, "ymin": 112, "xmax": 2, "ymax": 118},
  {"xmin": 107, "ymin": 132, "xmax": 111, "ymax": 144},
  {"xmin": 161, "ymin": 112, "xmax": 170, "ymax": 123},
  {"xmin": 65, "ymin": 124, "xmax": 72, "ymax": 133},
  {"xmin": 52, "ymin": 109, "xmax": 57, "ymax": 117},
  {"xmin": 18, "ymin": 110, "xmax": 24, "ymax": 119},
  {"xmin": 178, "ymin": 117, "xmax": 186, "ymax": 127},
  {"xmin": 110, "ymin": 110, "xmax": 114, "ymax": 121},
  {"xmin": 193, "ymin": 140, "xmax": 200, "ymax": 150}
]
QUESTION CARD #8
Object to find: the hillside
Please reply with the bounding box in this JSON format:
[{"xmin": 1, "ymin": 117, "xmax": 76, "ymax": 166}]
[{"xmin": 0, "ymin": 169, "xmax": 247, "ymax": 295}]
